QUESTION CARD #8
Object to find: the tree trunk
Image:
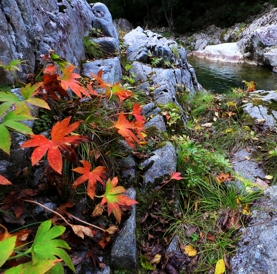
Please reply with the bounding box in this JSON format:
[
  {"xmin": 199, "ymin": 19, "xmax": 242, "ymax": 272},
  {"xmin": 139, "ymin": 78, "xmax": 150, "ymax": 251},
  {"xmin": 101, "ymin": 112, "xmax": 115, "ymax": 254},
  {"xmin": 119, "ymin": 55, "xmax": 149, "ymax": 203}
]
[{"xmin": 161, "ymin": 0, "xmax": 174, "ymax": 31}]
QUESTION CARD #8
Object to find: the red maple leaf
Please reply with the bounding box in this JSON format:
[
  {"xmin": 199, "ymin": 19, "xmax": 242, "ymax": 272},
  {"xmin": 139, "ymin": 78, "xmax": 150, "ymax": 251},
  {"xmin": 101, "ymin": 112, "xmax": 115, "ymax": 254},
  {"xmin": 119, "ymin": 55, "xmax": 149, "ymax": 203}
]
[
  {"xmin": 60, "ymin": 66, "xmax": 89, "ymax": 98},
  {"xmin": 101, "ymin": 177, "xmax": 137, "ymax": 223},
  {"xmin": 21, "ymin": 117, "xmax": 90, "ymax": 174},
  {"xmin": 114, "ymin": 112, "xmax": 146, "ymax": 148},
  {"xmin": 41, "ymin": 73, "xmax": 68, "ymax": 101},
  {"xmin": 169, "ymin": 171, "xmax": 183, "ymax": 181},
  {"xmin": 132, "ymin": 103, "xmax": 145, "ymax": 123},
  {"xmin": 72, "ymin": 160, "xmax": 107, "ymax": 199}
]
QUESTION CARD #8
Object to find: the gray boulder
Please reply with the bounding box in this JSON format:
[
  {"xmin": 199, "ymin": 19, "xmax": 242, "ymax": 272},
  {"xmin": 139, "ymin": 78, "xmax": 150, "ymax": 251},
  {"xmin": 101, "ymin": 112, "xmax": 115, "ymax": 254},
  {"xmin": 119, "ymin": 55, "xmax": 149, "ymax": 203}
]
[
  {"xmin": 139, "ymin": 142, "xmax": 177, "ymax": 185},
  {"xmin": 0, "ymin": 0, "xmax": 95, "ymax": 84},
  {"xmin": 111, "ymin": 188, "xmax": 137, "ymax": 270},
  {"xmin": 82, "ymin": 57, "xmax": 122, "ymax": 84},
  {"xmin": 237, "ymin": 8, "xmax": 277, "ymax": 69},
  {"xmin": 124, "ymin": 27, "xmax": 202, "ymax": 94},
  {"xmin": 90, "ymin": 3, "xmax": 119, "ymax": 54},
  {"xmin": 231, "ymin": 186, "xmax": 277, "ymax": 274},
  {"xmin": 243, "ymin": 90, "xmax": 277, "ymax": 128}
]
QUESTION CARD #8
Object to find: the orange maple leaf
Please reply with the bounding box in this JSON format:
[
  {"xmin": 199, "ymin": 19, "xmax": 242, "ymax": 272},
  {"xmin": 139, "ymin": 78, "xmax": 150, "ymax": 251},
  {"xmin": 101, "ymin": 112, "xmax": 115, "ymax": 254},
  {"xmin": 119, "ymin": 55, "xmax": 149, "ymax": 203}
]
[
  {"xmin": 0, "ymin": 174, "xmax": 12, "ymax": 185},
  {"xmin": 114, "ymin": 112, "xmax": 146, "ymax": 148},
  {"xmin": 132, "ymin": 103, "xmax": 145, "ymax": 123},
  {"xmin": 72, "ymin": 160, "xmax": 107, "ymax": 199},
  {"xmin": 101, "ymin": 177, "xmax": 138, "ymax": 223},
  {"xmin": 60, "ymin": 66, "xmax": 89, "ymax": 98},
  {"xmin": 21, "ymin": 117, "xmax": 90, "ymax": 174},
  {"xmin": 43, "ymin": 64, "xmax": 58, "ymax": 75},
  {"xmin": 111, "ymin": 83, "xmax": 134, "ymax": 104},
  {"xmin": 90, "ymin": 70, "xmax": 112, "ymax": 90},
  {"xmin": 215, "ymin": 172, "xmax": 233, "ymax": 183}
]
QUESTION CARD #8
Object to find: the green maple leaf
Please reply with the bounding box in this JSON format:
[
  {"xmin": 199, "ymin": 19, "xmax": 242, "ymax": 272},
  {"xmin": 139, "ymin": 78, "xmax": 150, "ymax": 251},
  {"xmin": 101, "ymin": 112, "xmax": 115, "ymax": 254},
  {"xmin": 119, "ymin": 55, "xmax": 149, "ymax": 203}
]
[
  {"xmin": 0, "ymin": 83, "xmax": 49, "ymax": 115},
  {"xmin": 101, "ymin": 177, "xmax": 138, "ymax": 223},
  {"xmin": 31, "ymin": 220, "xmax": 75, "ymax": 274},
  {"xmin": 0, "ymin": 110, "xmax": 35, "ymax": 154},
  {"xmin": 5, "ymin": 259, "xmax": 62, "ymax": 274}
]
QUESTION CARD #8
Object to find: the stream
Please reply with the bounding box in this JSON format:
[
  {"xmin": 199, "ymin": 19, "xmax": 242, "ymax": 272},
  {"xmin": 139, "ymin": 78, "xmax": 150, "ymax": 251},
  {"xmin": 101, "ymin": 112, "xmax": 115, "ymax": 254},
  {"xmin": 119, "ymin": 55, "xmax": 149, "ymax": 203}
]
[{"xmin": 187, "ymin": 56, "xmax": 277, "ymax": 93}]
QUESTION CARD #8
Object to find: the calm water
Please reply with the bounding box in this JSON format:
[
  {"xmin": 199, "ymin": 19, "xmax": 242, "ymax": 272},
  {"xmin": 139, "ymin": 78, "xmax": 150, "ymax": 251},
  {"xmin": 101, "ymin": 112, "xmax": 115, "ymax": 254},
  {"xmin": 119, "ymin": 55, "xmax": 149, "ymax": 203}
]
[{"xmin": 187, "ymin": 56, "xmax": 277, "ymax": 93}]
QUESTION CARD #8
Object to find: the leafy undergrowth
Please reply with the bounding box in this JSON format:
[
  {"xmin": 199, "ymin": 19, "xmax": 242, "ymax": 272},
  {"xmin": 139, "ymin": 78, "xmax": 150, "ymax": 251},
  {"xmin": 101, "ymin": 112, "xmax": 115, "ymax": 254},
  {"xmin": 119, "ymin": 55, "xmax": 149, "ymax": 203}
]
[{"xmin": 136, "ymin": 88, "xmax": 274, "ymax": 273}]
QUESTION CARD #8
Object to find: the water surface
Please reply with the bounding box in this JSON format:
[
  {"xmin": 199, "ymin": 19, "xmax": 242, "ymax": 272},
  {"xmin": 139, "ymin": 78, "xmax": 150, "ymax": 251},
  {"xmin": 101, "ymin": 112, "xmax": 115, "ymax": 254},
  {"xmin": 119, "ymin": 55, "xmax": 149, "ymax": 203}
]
[{"xmin": 187, "ymin": 56, "xmax": 277, "ymax": 93}]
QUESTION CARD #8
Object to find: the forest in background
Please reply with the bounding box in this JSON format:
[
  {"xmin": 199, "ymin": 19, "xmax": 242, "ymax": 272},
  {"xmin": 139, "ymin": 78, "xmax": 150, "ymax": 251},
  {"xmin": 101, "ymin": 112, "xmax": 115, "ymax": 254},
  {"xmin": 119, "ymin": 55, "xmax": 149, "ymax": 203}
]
[{"xmin": 87, "ymin": 0, "xmax": 277, "ymax": 33}]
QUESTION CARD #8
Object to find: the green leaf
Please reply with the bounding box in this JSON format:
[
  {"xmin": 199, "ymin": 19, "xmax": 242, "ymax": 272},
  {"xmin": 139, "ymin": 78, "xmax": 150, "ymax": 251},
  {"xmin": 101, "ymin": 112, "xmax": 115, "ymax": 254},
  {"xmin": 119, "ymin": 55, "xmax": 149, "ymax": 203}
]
[
  {"xmin": 0, "ymin": 102, "xmax": 12, "ymax": 117},
  {"xmin": 26, "ymin": 97, "xmax": 50, "ymax": 109},
  {"xmin": 3, "ymin": 111, "xmax": 36, "ymax": 122},
  {"xmin": 0, "ymin": 83, "xmax": 48, "ymax": 116},
  {"xmin": 0, "ymin": 111, "xmax": 34, "ymax": 154},
  {"xmin": 4, "ymin": 259, "xmax": 61, "ymax": 274},
  {"xmin": 8, "ymin": 59, "xmax": 25, "ymax": 72},
  {"xmin": 20, "ymin": 83, "xmax": 42, "ymax": 100},
  {"xmin": 0, "ymin": 236, "xmax": 16, "ymax": 267},
  {"xmin": 140, "ymin": 255, "xmax": 156, "ymax": 270},
  {"xmin": 31, "ymin": 220, "xmax": 76, "ymax": 273},
  {"xmin": 0, "ymin": 124, "xmax": 11, "ymax": 154},
  {"xmin": 0, "ymin": 91, "xmax": 20, "ymax": 103},
  {"xmin": 4, "ymin": 121, "xmax": 34, "ymax": 135}
]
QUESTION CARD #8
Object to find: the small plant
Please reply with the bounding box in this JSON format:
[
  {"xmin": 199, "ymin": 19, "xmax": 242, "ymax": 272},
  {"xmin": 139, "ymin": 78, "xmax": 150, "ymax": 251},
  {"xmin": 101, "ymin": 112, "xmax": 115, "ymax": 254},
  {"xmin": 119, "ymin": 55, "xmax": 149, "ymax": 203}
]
[
  {"xmin": 0, "ymin": 220, "xmax": 75, "ymax": 273},
  {"xmin": 151, "ymin": 56, "xmax": 163, "ymax": 67},
  {"xmin": 83, "ymin": 37, "xmax": 104, "ymax": 59},
  {"xmin": 0, "ymin": 59, "xmax": 26, "ymax": 85},
  {"xmin": 171, "ymin": 46, "xmax": 180, "ymax": 59}
]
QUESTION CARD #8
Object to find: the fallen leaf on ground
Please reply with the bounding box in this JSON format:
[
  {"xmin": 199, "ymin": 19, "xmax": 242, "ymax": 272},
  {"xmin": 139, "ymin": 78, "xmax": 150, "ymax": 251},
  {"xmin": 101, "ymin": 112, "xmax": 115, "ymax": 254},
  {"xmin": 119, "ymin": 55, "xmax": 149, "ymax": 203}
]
[
  {"xmin": 0, "ymin": 174, "xmax": 12, "ymax": 185},
  {"xmin": 214, "ymin": 258, "xmax": 225, "ymax": 274},
  {"xmin": 70, "ymin": 225, "xmax": 95, "ymax": 239},
  {"xmin": 183, "ymin": 245, "xmax": 197, "ymax": 257}
]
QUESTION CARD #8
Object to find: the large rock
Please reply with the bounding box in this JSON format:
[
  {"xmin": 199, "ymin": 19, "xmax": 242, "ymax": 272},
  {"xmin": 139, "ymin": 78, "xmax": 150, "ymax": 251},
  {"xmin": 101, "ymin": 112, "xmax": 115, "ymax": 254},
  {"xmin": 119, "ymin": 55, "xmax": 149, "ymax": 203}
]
[
  {"xmin": 140, "ymin": 142, "xmax": 177, "ymax": 185},
  {"xmin": 82, "ymin": 57, "xmax": 122, "ymax": 84},
  {"xmin": 111, "ymin": 188, "xmax": 137, "ymax": 270},
  {"xmin": 231, "ymin": 186, "xmax": 277, "ymax": 274},
  {"xmin": 190, "ymin": 43, "xmax": 245, "ymax": 63},
  {"xmin": 124, "ymin": 27, "xmax": 202, "ymax": 94},
  {"xmin": 236, "ymin": 8, "xmax": 277, "ymax": 69},
  {"xmin": 243, "ymin": 90, "xmax": 277, "ymax": 128},
  {"xmin": 0, "ymin": 0, "xmax": 94, "ymax": 85}
]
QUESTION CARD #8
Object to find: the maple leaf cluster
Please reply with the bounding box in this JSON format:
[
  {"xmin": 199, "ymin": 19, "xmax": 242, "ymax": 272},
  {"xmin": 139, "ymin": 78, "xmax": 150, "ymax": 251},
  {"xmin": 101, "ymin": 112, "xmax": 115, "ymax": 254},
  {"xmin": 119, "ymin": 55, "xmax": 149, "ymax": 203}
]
[
  {"xmin": 0, "ymin": 51, "xmax": 141, "ymax": 224},
  {"xmin": 114, "ymin": 103, "xmax": 146, "ymax": 148}
]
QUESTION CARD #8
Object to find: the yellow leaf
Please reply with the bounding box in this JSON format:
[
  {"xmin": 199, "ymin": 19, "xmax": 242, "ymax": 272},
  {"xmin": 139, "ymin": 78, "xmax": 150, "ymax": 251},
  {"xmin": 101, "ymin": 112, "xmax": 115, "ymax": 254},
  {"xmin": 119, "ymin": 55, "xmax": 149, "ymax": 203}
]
[
  {"xmin": 151, "ymin": 254, "xmax": 162, "ymax": 264},
  {"xmin": 242, "ymin": 204, "xmax": 251, "ymax": 215},
  {"xmin": 227, "ymin": 101, "xmax": 237, "ymax": 107},
  {"xmin": 214, "ymin": 258, "xmax": 225, "ymax": 274},
  {"xmin": 184, "ymin": 245, "xmax": 197, "ymax": 257},
  {"xmin": 224, "ymin": 128, "xmax": 234, "ymax": 134}
]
